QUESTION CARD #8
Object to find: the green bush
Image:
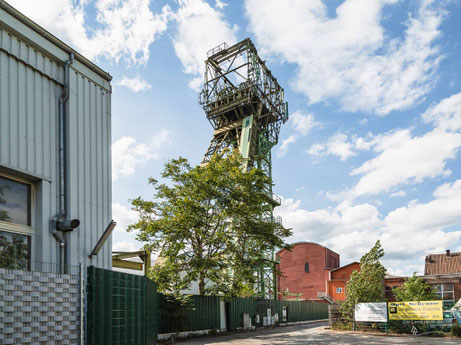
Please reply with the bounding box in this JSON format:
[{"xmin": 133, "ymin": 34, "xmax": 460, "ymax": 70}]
[
  {"xmin": 388, "ymin": 320, "xmax": 429, "ymax": 334},
  {"xmin": 451, "ymin": 324, "xmax": 461, "ymax": 337}
]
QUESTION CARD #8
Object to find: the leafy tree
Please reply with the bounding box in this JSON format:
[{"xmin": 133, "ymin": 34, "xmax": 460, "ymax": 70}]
[
  {"xmin": 129, "ymin": 150, "xmax": 291, "ymax": 296},
  {"xmin": 340, "ymin": 240, "xmax": 386, "ymax": 321},
  {"xmin": 393, "ymin": 274, "xmax": 437, "ymax": 302}
]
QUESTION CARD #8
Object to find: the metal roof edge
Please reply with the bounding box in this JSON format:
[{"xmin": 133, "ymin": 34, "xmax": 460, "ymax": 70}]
[
  {"xmin": 330, "ymin": 261, "xmax": 360, "ymax": 272},
  {"xmin": 276, "ymin": 241, "xmax": 339, "ymax": 256}
]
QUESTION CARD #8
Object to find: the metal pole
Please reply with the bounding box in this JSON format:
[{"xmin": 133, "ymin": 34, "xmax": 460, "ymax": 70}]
[{"xmin": 80, "ymin": 263, "xmax": 84, "ymax": 345}]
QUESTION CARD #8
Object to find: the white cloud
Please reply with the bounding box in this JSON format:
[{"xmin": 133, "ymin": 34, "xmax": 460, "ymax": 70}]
[
  {"xmin": 306, "ymin": 144, "xmax": 324, "ymax": 157},
  {"xmin": 307, "ymin": 133, "xmax": 357, "ymax": 161},
  {"xmin": 215, "ymin": 0, "xmax": 227, "ymax": 10},
  {"xmin": 380, "ymin": 180, "xmax": 461, "ymax": 261},
  {"xmin": 277, "ymin": 135, "xmax": 296, "ymax": 158},
  {"xmin": 296, "ymin": 185, "xmax": 306, "ymax": 193},
  {"xmin": 277, "ymin": 179, "xmax": 461, "ymax": 274},
  {"xmin": 114, "ymin": 75, "xmax": 151, "ymax": 92},
  {"xmin": 320, "ymin": 93, "xmax": 461, "ymax": 199},
  {"xmin": 276, "ymin": 197, "xmax": 382, "ymax": 245},
  {"xmin": 422, "ymin": 92, "xmax": 461, "ymax": 132},
  {"xmin": 112, "ymin": 202, "xmax": 139, "ymax": 233},
  {"xmin": 389, "ymin": 190, "xmax": 406, "ymax": 198},
  {"xmin": 112, "ymin": 129, "xmax": 171, "ymax": 181},
  {"xmin": 277, "ymin": 112, "xmax": 318, "ymax": 157},
  {"xmin": 290, "ymin": 112, "xmax": 317, "ymax": 135},
  {"xmin": 172, "ymin": 0, "xmax": 237, "ymax": 90},
  {"xmin": 245, "ymin": 0, "xmax": 445, "ymax": 115},
  {"xmin": 8, "ymin": 0, "xmax": 171, "ymax": 64},
  {"xmin": 113, "ymin": 241, "xmax": 139, "ymax": 252},
  {"xmin": 346, "ymin": 128, "xmax": 461, "ymax": 198}
]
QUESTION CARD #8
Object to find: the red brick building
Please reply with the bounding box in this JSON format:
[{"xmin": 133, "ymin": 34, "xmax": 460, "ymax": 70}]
[
  {"xmin": 425, "ymin": 250, "xmax": 461, "ymax": 275},
  {"xmin": 384, "ymin": 275, "xmax": 405, "ymax": 301},
  {"xmin": 326, "ymin": 262, "xmax": 360, "ymax": 302},
  {"xmin": 384, "ymin": 250, "xmax": 461, "ymax": 309},
  {"xmin": 276, "ymin": 242, "xmax": 339, "ymax": 301}
]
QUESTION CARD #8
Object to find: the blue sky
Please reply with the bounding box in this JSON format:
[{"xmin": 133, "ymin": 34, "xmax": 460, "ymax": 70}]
[{"xmin": 9, "ymin": 0, "xmax": 461, "ymax": 276}]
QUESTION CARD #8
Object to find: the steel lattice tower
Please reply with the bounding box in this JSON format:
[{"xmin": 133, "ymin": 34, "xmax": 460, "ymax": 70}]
[{"xmin": 199, "ymin": 38, "xmax": 288, "ymax": 299}]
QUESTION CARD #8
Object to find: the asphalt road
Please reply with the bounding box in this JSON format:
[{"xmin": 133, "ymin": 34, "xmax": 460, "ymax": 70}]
[{"xmin": 176, "ymin": 321, "xmax": 461, "ymax": 344}]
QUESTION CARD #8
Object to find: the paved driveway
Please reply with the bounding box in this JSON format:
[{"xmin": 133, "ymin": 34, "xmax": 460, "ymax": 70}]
[{"xmin": 177, "ymin": 322, "xmax": 461, "ymax": 344}]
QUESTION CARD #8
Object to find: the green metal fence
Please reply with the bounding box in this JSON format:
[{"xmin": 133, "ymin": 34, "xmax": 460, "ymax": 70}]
[
  {"xmin": 86, "ymin": 267, "xmax": 158, "ymax": 345},
  {"xmin": 158, "ymin": 294, "xmax": 220, "ymax": 333},
  {"xmin": 228, "ymin": 299, "xmax": 329, "ymax": 330},
  {"xmin": 158, "ymin": 295, "xmax": 329, "ymax": 333},
  {"xmin": 281, "ymin": 300, "xmax": 329, "ymax": 323}
]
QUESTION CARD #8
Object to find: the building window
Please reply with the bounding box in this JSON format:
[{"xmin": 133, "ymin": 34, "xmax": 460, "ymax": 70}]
[
  {"xmin": 336, "ymin": 287, "xmax": 343, "ymax": 293},
  {"xmin": 0, "ymin": 175, "xmax": 31, "ymax": 225},
  {"xmin": 431, "ymin": 283, "xmax": 455, "ymax": 309},
  {"xmin": 305, "ymin": 263, "xmax": 309, "ymax": 273},
  {"xmin": 0, "ymin": 175, "xmax": 33, "ymax": 269},
  {"xmin": 0, "ymin": 231, "xmax": 30, "ymax": 269}
]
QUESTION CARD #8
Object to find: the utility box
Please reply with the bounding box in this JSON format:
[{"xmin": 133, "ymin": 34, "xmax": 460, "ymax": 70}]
[
  {"xmin": 243, "ymin": 313, "xmax": 251, "ymax": 330},
  {"xmin": 0, "ymin": 3, "xmax": 113, "ymax": 271}
]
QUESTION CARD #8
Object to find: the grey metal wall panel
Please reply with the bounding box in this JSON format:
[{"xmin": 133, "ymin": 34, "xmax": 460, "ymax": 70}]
[
  {"xmin": 0, "ymin": 47, "xmax": 62, "ymax": 179},
  {"xmin": 67, "ymin": 69, "xmax": 112, "ymax": 269},
  {"xmin": 0, "ymin": 27, "xmax": 65, "ymax": 85},
  {"xmin": 0, "ymin": 18, "xmax": 112, "ymax": 269}
]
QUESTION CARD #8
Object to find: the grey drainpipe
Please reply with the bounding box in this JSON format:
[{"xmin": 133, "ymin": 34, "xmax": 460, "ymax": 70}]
[{"xmin": 51, "ymin": 53, "xmax": 80, "ymax": 273}]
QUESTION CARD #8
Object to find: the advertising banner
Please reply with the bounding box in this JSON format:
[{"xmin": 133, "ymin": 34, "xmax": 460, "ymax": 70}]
[
  {"xmin": 388, "ymin": 301, "xmax": 443, "ymax": 320},
  {"xmin": 355, "ymin": 302, "xmax": 388, "ymax": 322}
]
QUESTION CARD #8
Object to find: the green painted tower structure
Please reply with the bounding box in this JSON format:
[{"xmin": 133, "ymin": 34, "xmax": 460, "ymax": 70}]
[{"xmin": 199, "ymin": 38, "xmax": 288, "ymax": 299}]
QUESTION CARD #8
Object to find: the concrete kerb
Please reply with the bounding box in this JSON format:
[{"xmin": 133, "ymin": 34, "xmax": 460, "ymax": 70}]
[
  {"xmin": 326, "ymin": 328, "xmax": 448, "ymax": 339},
  {"xmin": 158, "ymin": 319, "xmax": 329, "ymax": 341}
]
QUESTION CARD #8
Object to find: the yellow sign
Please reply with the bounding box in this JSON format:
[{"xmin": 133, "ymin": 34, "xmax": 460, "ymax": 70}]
[{"xmin": 388, "ymin": 301, "xmax": 443, "ymax": 320}]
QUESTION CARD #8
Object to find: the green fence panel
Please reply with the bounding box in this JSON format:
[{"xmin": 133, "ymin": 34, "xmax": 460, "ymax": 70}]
[
  {"xmin": 156, "ymin": 293, "xmax": 329, "ymax": 335},
  {"xmin": 274, "ymin": 300, "xmax": 328, "ymax": 323},
  {"xmin": 86, "ymin": 266, "xmax": 158, "ymax": 345},
  {"xmin": 158, "ymin": 294, "xmax": 220, "ymax": 333}
]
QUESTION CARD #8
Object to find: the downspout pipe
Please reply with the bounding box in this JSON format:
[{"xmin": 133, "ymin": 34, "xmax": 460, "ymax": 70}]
[{"xmin": 51, "ymin": 53, "xmax": 80, "ymax": 273}]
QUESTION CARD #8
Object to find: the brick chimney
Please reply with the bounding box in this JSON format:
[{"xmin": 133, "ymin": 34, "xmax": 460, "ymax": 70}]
[{"xmin": 446, "ymin": 249, "xmax": 451, "ymax": 257}]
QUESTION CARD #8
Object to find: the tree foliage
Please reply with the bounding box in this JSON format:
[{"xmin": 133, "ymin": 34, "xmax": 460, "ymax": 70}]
[
  {"xmin": 340, "ymin": 240, "xmax": 386, "ymax": 320},
  {"xmin": 393, "ymin": 274, "xmax": 437, "ymax": 302},
  {"xmin": 129, "ymin": 150, "xmax": 291, "ymax": 296}
]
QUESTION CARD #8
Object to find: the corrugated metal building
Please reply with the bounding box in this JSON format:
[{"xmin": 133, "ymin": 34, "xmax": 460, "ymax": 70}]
[{"xmin": 0, "ymin": 2, "xmax": 113, "ymax": 271}]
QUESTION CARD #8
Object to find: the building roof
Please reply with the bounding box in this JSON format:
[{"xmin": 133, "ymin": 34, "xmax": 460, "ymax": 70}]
[
  {"xmin": 330, "ymin": 261, "xmax": 359, "ymax": 272},
  {"xmin": 425, "ymin": 251, "xmax": 461, "ymax": 275},
  {"xmin": 276, "ymin": 241, "xmax": 338, "ymax": 256}
]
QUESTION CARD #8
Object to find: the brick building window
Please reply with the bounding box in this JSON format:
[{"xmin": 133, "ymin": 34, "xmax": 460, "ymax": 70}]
[
  {"xmin": 305, "ymin": 263, "xmax": 309, "ymax": 273},
  {"xmin": 336, "ymin": 287, "xmax": 343, "ymax": 293},
  {"xmin": 432, "ymin": 283, "xmax": 455, "ymax": 309}
]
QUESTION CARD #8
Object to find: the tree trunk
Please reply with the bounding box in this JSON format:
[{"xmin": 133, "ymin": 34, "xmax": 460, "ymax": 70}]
[{"xmin": 199, "ymin": 275, "xmax": 205, "ymax": 295}]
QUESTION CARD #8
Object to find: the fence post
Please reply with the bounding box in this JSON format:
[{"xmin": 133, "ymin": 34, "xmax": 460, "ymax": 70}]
[{"xmin": 80, "ymin": 263, "xmax": 84, "ymax": 345}]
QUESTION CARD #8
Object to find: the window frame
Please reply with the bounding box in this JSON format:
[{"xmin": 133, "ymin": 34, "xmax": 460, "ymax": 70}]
[
  {"xmin": 0, "ymin": 172, "xmax": 34, "ymax": 236},
  {"xmin": 304, "ymin": 262, "xmax": 309, "ymax": 273},
  {"xmin": 336, "ymin": 287, "xmax": 343, "ymax": 294}
]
